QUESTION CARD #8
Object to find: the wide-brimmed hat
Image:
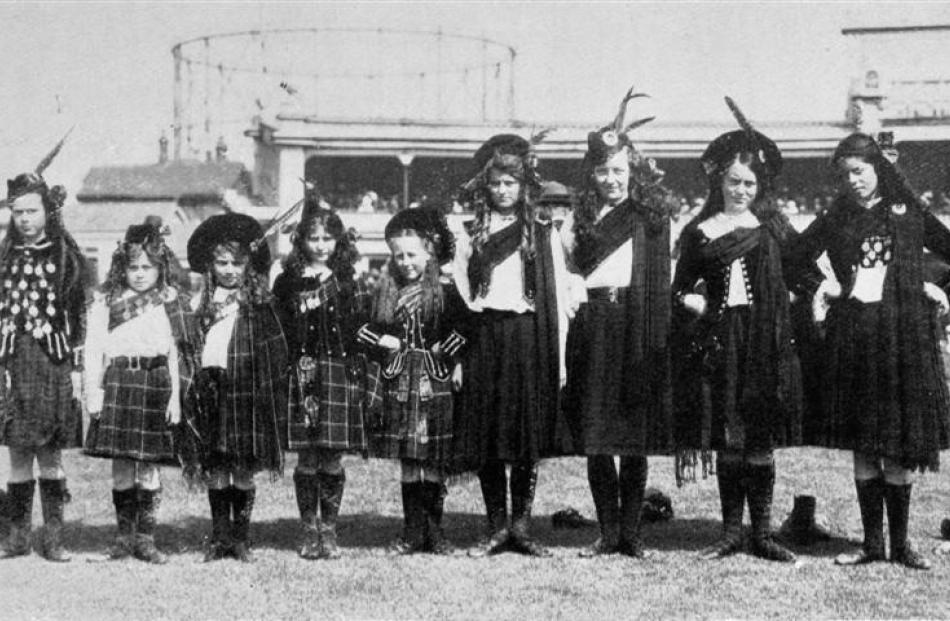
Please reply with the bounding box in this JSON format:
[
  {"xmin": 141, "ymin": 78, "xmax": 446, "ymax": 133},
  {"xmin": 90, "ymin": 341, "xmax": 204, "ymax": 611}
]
[
  {"xmin": 384, "ymin": 207, "xmax": 455, "ymax": 265},
  {"xmin": 187, "ymin": 213, "xmax": 270, "ymax": 274}
]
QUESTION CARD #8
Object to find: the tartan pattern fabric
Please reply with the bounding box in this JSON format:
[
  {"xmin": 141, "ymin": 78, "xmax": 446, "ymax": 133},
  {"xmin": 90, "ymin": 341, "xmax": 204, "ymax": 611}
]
[
  {"xmin": 371, "ymin": 350, "xmax": 453, "ymax": 468},
  {"xmin": 84, "ymin": 362, "xmax": 177, "ymax": 464},
  {"xmin": 284, "ymin": 353, "xmax": 382, "ymax": 452},
  {"xmin": 108, "ymin": 289, "xmax": 167, "ymax": 331},
  {"xmin": 194, "ymin": 302, "xmax": 287, "ymax": 475},
  {"xmin": 0, "ymin": 334, "xmax": 81, "ymax": 449}
]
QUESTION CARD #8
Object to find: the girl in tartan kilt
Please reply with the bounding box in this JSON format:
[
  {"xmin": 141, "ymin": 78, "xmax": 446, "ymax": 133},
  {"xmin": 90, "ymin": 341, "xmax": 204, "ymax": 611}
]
[
  {"xmin": 272, "ymin": 201, "xmax": 381, "ymax": 560},
  {"xmin": 83, "ymin": 222, "xmax": 199, "ymax": 564},
  {"xmin": 0, "ymin": 159, "xmax": 90, "ymax": 563},
  {"xmin": 358, "ymin": 207, "xmax": 468, "ymax": 555},
  {"xmin": 187, "ymin": 213, "xmax": 289, "ymax": 563}
]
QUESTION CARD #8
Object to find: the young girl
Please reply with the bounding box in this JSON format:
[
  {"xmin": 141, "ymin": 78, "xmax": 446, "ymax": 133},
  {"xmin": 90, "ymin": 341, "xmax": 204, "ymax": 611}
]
[
  {"xmin": 272, "ymin": 202, "xmax": 380, "ymax": 560},
  {"xmin": 83, "ymin": 223, "xmax": 199, "ymax": 564},
  {"xmin": 358, "ymin": 208, "xmax": 466, "ymax": 555},
  {"xmin": 452, "ymin": 133, "xmax": 574, "ymax": 557},
  {"xmin": 0, "ymin": 164, "xmax": 89, "ymax": 563},
  {"xmin": 673, "ymin": 100, "xmax": 803, "ymax": 563},
  {"xmin": 789, "ymin": 132, "xmax": 950, "ymax": 570},
  {"xmin": 561, "ymin": 89, "xmax": 674, "ymax": 558},
  {"xmin": 187, "ymin": 213, "xmax": 288, "ymax": 563}
]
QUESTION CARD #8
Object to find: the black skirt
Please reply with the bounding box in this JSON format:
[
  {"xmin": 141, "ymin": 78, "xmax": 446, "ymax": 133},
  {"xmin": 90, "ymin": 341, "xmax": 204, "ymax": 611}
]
[
  {"xmin": 453, "ymin": 310, "xmax": 567, "ymax": 469},
  {"xmin": 564, "ymin": 296, "xmax": 670, "ymax": 455},
  {"xmin": 817, "ymin": 298, "xmax": 950, "ymax": 469}
]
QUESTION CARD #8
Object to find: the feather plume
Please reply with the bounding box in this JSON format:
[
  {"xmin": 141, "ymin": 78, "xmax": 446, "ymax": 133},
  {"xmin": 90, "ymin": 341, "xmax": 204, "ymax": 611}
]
[
  {"xmin": 724, "ymin": 96, "xmax": 755, "ymax": 137},
  {"xmin": 612, "ymin": 86, "xmax": 649, "ymax": 133},
  {"xmin": 623, "ymin": 116, "xmax": 656, "ymax": 134},
  {"xmin": 529, "ymin": 127, "xmax": 555, "ymax": 145},
  {"xmin": 252, "ymin": 197, "xmax": 305, "ymax": 250},
  {"xmin": 34, "ymin": 126, "xmax": 74, "ymax": 176}
]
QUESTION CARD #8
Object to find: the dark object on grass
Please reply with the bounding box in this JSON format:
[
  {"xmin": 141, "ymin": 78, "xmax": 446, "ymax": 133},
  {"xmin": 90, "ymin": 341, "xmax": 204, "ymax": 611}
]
[
  {"xmin": 642, "ymin": 487, "xmax": 674, "ymax": 523},
  {"xmin": 941, "ymin": 517, "xmax": 950, "ymax": 540},
  {"xmin": 552, "ymin": 507, "xmax": 597, "ymax": 529},
  {"xmin": 778, "ymin": 495, "xmax": 834, "ymax": 545}
]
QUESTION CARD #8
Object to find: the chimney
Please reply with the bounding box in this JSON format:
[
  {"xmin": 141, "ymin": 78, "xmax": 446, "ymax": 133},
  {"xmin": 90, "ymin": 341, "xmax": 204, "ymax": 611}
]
[
  {"xmin": 215, "ymin": 136, "xmax": 228, "ymax": 162},
  {"xmin": 158, "ymin": 132, "xmax": 169, "ymax": 164}
]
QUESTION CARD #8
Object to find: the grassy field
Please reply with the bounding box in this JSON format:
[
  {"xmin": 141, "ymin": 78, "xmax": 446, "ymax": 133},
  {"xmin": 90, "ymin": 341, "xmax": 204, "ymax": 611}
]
[{"xmin": 2, "ymin": 447, "xmax": 950, "ymax": 620}]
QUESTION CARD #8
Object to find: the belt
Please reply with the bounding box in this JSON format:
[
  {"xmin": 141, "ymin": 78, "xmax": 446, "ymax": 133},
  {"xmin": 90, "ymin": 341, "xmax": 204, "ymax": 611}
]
[
  {"xmin": 587, "ymin": 286, "xmax": 630, "ymax": 304},
  {"xmin": 111, "ymin": 355, "xmax": 168, "ymax": 371}
]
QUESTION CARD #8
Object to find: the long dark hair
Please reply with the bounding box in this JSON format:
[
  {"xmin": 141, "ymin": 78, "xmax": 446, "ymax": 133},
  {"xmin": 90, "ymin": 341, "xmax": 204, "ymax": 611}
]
[
  {"xmin": 282, "ymin": 207, "xmax": 358, "ymax": 282},
  {"xmin": 693, "ymin": 150, "xmax": 781, "ymax": 225},
  {"xmin": 467, "ymin": 153, "xmax": 541, "ymax": 261},
  {"xmin": 831, "ymin": 132, "xmax": 919, "ymax": 209}
]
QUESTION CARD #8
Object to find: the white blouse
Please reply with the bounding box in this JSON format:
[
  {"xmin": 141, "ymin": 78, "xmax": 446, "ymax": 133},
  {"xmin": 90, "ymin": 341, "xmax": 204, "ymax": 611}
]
[
  {"xmin": 198, "ymin": 287, "xmax": 240, "ymax": 369},
  {"xmin": 84, "ymin": 289, "xmax": 180, "ymax": 418},
  {"xmin": 560, "ymin": 209, "xmax": 633, "ymax": 289}
]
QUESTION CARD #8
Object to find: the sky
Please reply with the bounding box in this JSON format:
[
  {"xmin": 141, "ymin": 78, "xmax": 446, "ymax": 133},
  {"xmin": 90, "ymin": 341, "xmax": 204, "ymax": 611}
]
[{"xmin": 1, "ymin": 0, "xmax": 948, "ymax": 195}]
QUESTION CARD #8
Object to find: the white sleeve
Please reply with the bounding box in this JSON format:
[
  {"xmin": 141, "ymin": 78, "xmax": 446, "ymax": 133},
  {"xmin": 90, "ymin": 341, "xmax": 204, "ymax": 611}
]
[
  {"xmin": 166, "ymin": 334, "xmax": 181, "ymax": 422},
  {"xmin": 452, "ymin": 226, "xmax": 479, "ymax": 311},
  {"xmin": 549, "ymin": 228, "xmax": 570, "ymax": 387},
  {"xmin": 83, "ymin": 297, "xmax": 109, "ymax": 413}
]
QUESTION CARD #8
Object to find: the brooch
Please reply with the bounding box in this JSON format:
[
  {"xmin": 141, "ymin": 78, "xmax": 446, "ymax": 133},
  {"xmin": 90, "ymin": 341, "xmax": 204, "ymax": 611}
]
[
  {"xmin": 892, "ymin": 203, "xmax": 907, "ymax": 215},
  {"xmin": 601, "ymin": 131, "xmax": 618, "ymax": 147}
]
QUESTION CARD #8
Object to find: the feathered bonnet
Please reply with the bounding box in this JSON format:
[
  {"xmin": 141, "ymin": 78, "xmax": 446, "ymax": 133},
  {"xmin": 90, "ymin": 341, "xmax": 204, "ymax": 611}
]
[
  {"xmin": 459, "ymin": 131, "xmax": 552, "ymax": 199},
  {"xmin": 4, "ymin": 128, "xmax": 73, "ymax": 214},
  {"xmin": 384, "ymin": 207, "xmax": 455, "ymax": 266},
  {"xmin": 700, "ymin": 97, "xmax": 782, "ymax": 184},
  {"xmin": 187, "ymin": 213, "xmax": 271, "ymax": 275}
]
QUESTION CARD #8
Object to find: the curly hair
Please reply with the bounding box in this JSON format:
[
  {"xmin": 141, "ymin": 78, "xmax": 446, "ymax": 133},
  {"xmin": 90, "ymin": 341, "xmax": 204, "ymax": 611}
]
[
  {"xmin": 693, "ymin": 150, "xmax": 780, "ymax": 224},
  {"xmin": 466, "ymin": 154, "xmax": 542, "ymax": 263},
  {"xmin": 196, "ymin": 241, "xmax": 272, "ymax": 325},
  {"xmin": 0, "ymin": 179, "xmax": 89, "ymax": 298},
  {"xmin": 102, "ymin": 230, "xmax": 176, "ymax": 302},
  {"xmin": 572, "ymin": 145, "xmax": 675, "ymax": 264},
  {"xmin": 372, "ymin": 255, "xmax": 444, "ymax": 325},
  {"xmin": 831, "ymin": 132, "xmax": 920, "ymax": 210},
  {"xmin": 282, "ymin": 208, "xmax": 359, "ymax": 282}
]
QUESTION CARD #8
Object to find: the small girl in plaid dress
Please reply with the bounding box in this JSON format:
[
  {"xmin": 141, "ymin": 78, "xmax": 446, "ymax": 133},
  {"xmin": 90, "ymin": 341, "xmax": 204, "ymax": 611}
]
[
  {"xmin": 187, "ymin": 213, "xmax": 288, "ymax": 563},
  {"xmin": 83, "ymin": 223, "xmax": 199, "ymax": 564},
  {"xmin": 273, "ymin": 202, "xmax": 381, "ymax": 560},
  {"xmin": 358, "ymin": 208, "xmax": 468, "ymax": 555}
]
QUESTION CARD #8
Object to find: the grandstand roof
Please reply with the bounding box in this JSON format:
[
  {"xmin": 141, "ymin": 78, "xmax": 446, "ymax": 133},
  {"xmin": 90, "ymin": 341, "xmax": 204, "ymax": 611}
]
[{"xmin": 77, "ymin": 159, "xmax": 252, "ymax": 202}]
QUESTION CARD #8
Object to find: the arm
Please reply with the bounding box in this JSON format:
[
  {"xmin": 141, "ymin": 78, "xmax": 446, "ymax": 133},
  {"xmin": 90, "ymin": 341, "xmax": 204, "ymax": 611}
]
[
  {"xmin": 557, "ymin": 212, "xmax": 588, "ymax": 310},
  {"xmin": 452, "ymin": 225, "xmax": 477, "ymax": 310},
  {"xmin": 166, "ymin": 336, "xmax": 181, "ymax": 424},
  {"xmin": 784, "ymin": 211, "xmax": 832, "ymax": 298},
  {"xmin": 83, "ymin": 295, "xmax": 109, "ymax": 415}
]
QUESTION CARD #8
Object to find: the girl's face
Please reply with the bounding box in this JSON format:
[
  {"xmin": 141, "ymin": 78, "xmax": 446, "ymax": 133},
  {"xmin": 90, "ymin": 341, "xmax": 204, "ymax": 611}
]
[
  {"xmin": 388, "ymin": 234, "xmax": 431, "ymax": 283},
  {"xmin": 592, "ymin": 150, "xmax": 631, "ymax": 207},
  {"xmin": 212, "ymin": 245, "xmax": 248, "ymax": 289},
  {"xmin": 125, "ymin": 250, "xmax": 160, "ymax": 293},
  {"xmin": 837, "ymin": 156, "xmax": 880, "ymax": 203},
  {"xmin": 303, "ymin": 223, "xmax": 335, "ymax": 264},
  {"xmin": 487, "ymin": 168, "xmax": 522, "ymax": 214},
  {"xmin": 11, "ymin": 193, "xmax": 46, "ymax": 243},
  {"xmin": 721, "ymin": 158, "xmax": 758, "ymax": 214}
]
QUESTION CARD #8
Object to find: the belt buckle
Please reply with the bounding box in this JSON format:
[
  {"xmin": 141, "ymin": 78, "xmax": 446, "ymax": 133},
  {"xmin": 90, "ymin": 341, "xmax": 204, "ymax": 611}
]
[{"xmin": 608, "ymin": 287, "xmax": 619, "ymax": 303}]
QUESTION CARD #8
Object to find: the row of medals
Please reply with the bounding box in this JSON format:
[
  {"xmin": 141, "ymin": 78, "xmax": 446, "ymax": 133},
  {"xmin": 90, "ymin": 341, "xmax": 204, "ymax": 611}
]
[{"xmin": 1, "ymin": 257, "xmax": 58, "ymax": 339}]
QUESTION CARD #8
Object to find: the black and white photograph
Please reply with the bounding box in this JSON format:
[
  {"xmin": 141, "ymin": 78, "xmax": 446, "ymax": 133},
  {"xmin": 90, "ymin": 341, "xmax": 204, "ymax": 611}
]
[{"xmin": 2, "ymin": 1, "xmax": 950, "ymax": 618}]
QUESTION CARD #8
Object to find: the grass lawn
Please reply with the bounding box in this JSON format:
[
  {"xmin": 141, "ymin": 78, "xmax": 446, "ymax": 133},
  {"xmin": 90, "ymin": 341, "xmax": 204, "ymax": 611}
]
[{"xmin": 2, "ymin": 446, "xmax": 950, "ymax": 620}]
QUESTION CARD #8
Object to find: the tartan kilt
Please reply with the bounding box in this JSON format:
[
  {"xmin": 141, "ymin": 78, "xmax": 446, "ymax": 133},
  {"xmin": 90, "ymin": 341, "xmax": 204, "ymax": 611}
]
[
  {"xmin": 371, "ymin": 350, "xmax": 454, "ymax": 469},
  {"xmin": 0, "ymin": 335, "xmax": 81, "ymax": 450},
  {"xmin": 285, "ymin": 353, "xmax": 382, "ymax": 452},
  {"xmin": 83, "ymin": 362, "xmax": 178, "ymax": 465}
]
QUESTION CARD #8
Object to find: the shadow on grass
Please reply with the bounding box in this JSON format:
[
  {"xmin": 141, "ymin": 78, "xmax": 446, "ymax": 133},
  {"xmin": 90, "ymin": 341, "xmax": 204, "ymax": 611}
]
[{"xmin": 40, "ymin": 512, "xmax": 859, "ymax": 559}]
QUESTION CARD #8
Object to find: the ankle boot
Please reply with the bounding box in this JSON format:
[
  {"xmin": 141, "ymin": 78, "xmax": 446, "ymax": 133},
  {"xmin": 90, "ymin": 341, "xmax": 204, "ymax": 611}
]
[
  {"xmin": 230, "ymin": 487, "xmax": 256, "ymax": 563},
  {"xmin": 509, "ymin": 462, "xmax": 551, "ymax": 557},
  {"xmin": 109, "ymin": 488, "xmax": 137, "ymax": 560},
  {"xmin": 134, "ymin": 488, "xmax": 168, "ymax": 564},
  {"xmin": 746, "ymin": 463, "xmax": 795, "ymax": 562},
  {"xmin": 835, "ymin": 478, "xmax": 886, "ymax": 566},
  {"xmin": 617, "ymin": 456, "xmax": 648, "ymax": 558},
  {"xmin": 317, "ymin": 472, "xmax": 345, "ymax": 560},
  {"xmin": 293, "ymin": 471, "xmax": 321, "ymax": 560},
  {"xmin": 469, "ymin": 461, "xmax": 509, "ymax": 558},
  {"xmin": 700, "ymin": 460, "xmax": 745, "ymax": 560},
  {"xmin": 2, "ymin": 481, "xmax": 35, "ymax": 558},
  {"xmin": 204, "ymin": 488, "xmax": 231, "ymax": 562},
  {"xmin": 579, "ymin": 456, "xmax": 620, "ymax": 557},
  {"xmin": 423, "ymin": 481, "xmax": 454, "ymax": 555},
  {"xmin": 391, "ymin": 482, "xmax": 426, "ymax": 555},
  {"xmin": 38, "ymin": 479, "xmax": 70, "ymax": 563},
  {"xmin": 778, "ymin": 495, "xmax": 833, "ymax": 545},
  {"xmin": 885, "ymin": 483, "xmax": 930, "ymax": 570}
]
